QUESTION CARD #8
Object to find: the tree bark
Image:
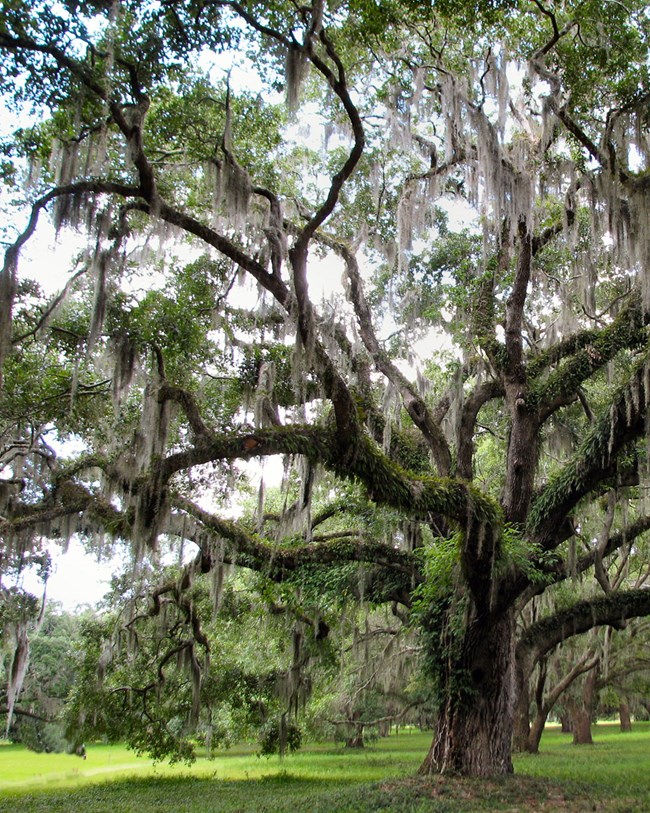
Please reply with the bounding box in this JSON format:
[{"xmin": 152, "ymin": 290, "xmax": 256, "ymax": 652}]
[
  {"xmin": 570, "ymin": 663, "xmax": 599, "ymax": 745},
  {"xmin": 560, "ymin": 712, "xmax": 572, "ymax": 733},
  {"xmin": 512, "ymin": 661, "xmax": 531, "ymax": 752},
  {"xmin": 345, "ymin": 713, "xmax": 364, "ymax": 748},
  {"xmin": 619, "ymin": 698, "xmax": 632, "ymax": 732},
  {"xmin": 419, "ymin": 609, "xmax": 516, "ymax": 777},
  {"xmin": 571, "ymin": 708, "xmax": 593, "ymax": 744},
  {"xmin": 345, "ymin": 732, "xmax": 364, "ymax": 748}
]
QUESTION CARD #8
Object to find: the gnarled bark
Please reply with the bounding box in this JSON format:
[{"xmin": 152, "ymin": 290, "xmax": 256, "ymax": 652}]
[{"xmin": 420, "ymin": 609, "xmax": 516, "ymax": 777}]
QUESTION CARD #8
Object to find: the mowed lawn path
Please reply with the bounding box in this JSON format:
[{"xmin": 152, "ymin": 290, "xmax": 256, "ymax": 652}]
[{"xmin": 0, "ymin": 725, "xmax": 648, "ymax": 812}]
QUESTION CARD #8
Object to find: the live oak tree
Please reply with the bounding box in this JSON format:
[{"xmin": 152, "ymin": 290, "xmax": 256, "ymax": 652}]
[
  {"xmin": 65, "ymin": 566, "xmax": 318, "ymax": 761},
  {"xmin": 2, "ymin": 604, "xmax": 84, "ymax": 753},
  {"xmin": 1, "ymin": 0, "xmax": 650, "ymax": 777}
]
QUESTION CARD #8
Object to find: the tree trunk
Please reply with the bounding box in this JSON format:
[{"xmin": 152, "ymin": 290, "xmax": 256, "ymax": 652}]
[
  {"xmin": 345, "ymin": 714, "xmax": 364, "ymax": 748},
  {"xmin": 571, "ymin": 707, "xmax": 593, "ymax": 744},
  {"xmin": 419, "ymin": 609, "xmax": 516, "ymax": 777},
  {"xmin": 560, "ymin": 712, "xmax": 572, "ymax": 733},
  {"xmin": 526, "ymin": 709, "xmax": 548, "ymax": 754},
  {"xmin": 570, "ymin": 664, "xmax": 599, "ymax": 745},
  {"xmin": 512, "ymin": 662, "xmax": 531, "ymax": 753},
  {"xmin": 619, "ymin": 698, "xmax": 632, "ymax": 732}
]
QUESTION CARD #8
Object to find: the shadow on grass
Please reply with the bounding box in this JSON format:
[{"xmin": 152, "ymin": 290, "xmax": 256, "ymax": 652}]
[{"xmin": 0, "ymin": 770, "xmax": 634, "ymax": 813}]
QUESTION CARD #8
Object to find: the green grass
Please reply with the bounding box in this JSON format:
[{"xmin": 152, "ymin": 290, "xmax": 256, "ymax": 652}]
[{"xmin": 0, "ymin": 724, "xmax": 649, "ymax": 812}]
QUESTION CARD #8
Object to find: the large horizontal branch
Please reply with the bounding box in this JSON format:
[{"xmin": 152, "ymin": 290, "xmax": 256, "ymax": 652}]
[
  {"xmin": 516, "ymin": 588, "xmax": 650, "ymax": 673},
  {"xmin": 0, "ymin": 424, "xmax": 498, "ymax": 566},
  {"xmin": 173, "ymin": 496, "xmax": 417, "ymax": 577},
  {"xmin": 517, "ymin": 514, "xmax": 650, "ymax": 607},
  {"xmin": 529, "ymin": 297, "xmax": 646, "ymax": 420},
  {"xmin": 526, "ymin": 289, "xmax": 639, "ymax": 379},
  {"xmin": 162, "ymin": 424, "xmax": 500, "ymax": 528},
  {"xmin": 0, "ymin": 478, "xmax": 129, "ymax": 539},
  {"xmin": 527, "ymin": 357, "xmax": 649, "ymax": 548}
]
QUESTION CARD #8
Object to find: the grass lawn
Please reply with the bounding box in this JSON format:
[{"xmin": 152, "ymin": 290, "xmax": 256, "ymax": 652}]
[{"xmin": 0, "ymin": 723, "xmax": 648, "ymax": 812}]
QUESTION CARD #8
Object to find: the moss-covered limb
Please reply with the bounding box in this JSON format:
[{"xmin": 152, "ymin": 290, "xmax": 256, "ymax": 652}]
[
  {"xmin": 7, "ymin": 426, "xmax": 496, "ymax": 546},
  {"xmin": 340, "ymin": 434, "xmax": 501, "ymax": 527},
  {"xmin": 0, "ymin": 478, "xmax": 130, "ymax": 538},
  {"xmin": 515, "ymin": 588, "xmax": 650, "ymax": 672},
  {"xmin": 318, "ymin": 231, "xmax": 452, "ymax": 475},
  {"xmin": 264, "ymin": 498, "xmax": 351, "ymax": 533},
  {"xmin": 531, "ymin": 320, "xmax": 646, "ymax": 416},
  {"xmin": 310, "ymin": 500, "xmax": 348, "ymax": 529},
  {"xmin": 171, "ymin": 495, "xmax": 417, "ymax": 577},
  {"xmin": 526, "ymin": 294, "xmax": 643, "ymax": 384},
  {"xmin": 532, "ymin": 216, "xmax": 570, "ymax": 256},
  {"xmin": 161, "ymin": 425, "xmax": 334, "ymax": 480},
  {"xmin": 161, "ymin": 420, "xmax": 500, "ymax": 528},
  {"xmin": 527, "ymin": 359, "xmax": 649, "ymax": 548}
]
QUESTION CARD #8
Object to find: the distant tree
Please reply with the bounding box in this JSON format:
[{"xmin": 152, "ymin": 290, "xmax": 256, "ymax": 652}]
[
  {"xmin": 3, "ymin": 604, "xmax": 84, "ymax": 753},
  {"xmin": 515, "ymin": 494, "xmax": 650, "ymax": 751},
  {"xmin": 0, "ymin": 547, "xmax": 48, "ymax": 738},
  {"xmin": 2, "ymin": 0, "xmax": 650, "ymax": 777},
  {"xmin": 309, "ymin": 609, "xmax": 420, "ymax": 748},
  {"xmin": 64, "ymin": 564, "xmax": 332, "ymax": 761}
]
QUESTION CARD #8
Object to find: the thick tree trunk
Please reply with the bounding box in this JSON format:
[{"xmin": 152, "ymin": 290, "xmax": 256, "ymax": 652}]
[
  {"xmin": 571, "ymin": 708, "xmax": 593, "ymax": 744},
  {"xmin": 419, "ymin": 609, "xmax": 516, "ymax": 777},
  {"xmin": 619, "ymin": 699, "xmax": 632, "ymax": 732},
  {"xmin": 560, "ymin": 712, "xmax": 572, "ymax": 733}
]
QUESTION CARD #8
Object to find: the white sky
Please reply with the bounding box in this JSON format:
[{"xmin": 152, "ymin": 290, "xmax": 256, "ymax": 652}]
[{"xmin": 19, "ymin": 539, "xmax": 120, "ymax": 611}]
